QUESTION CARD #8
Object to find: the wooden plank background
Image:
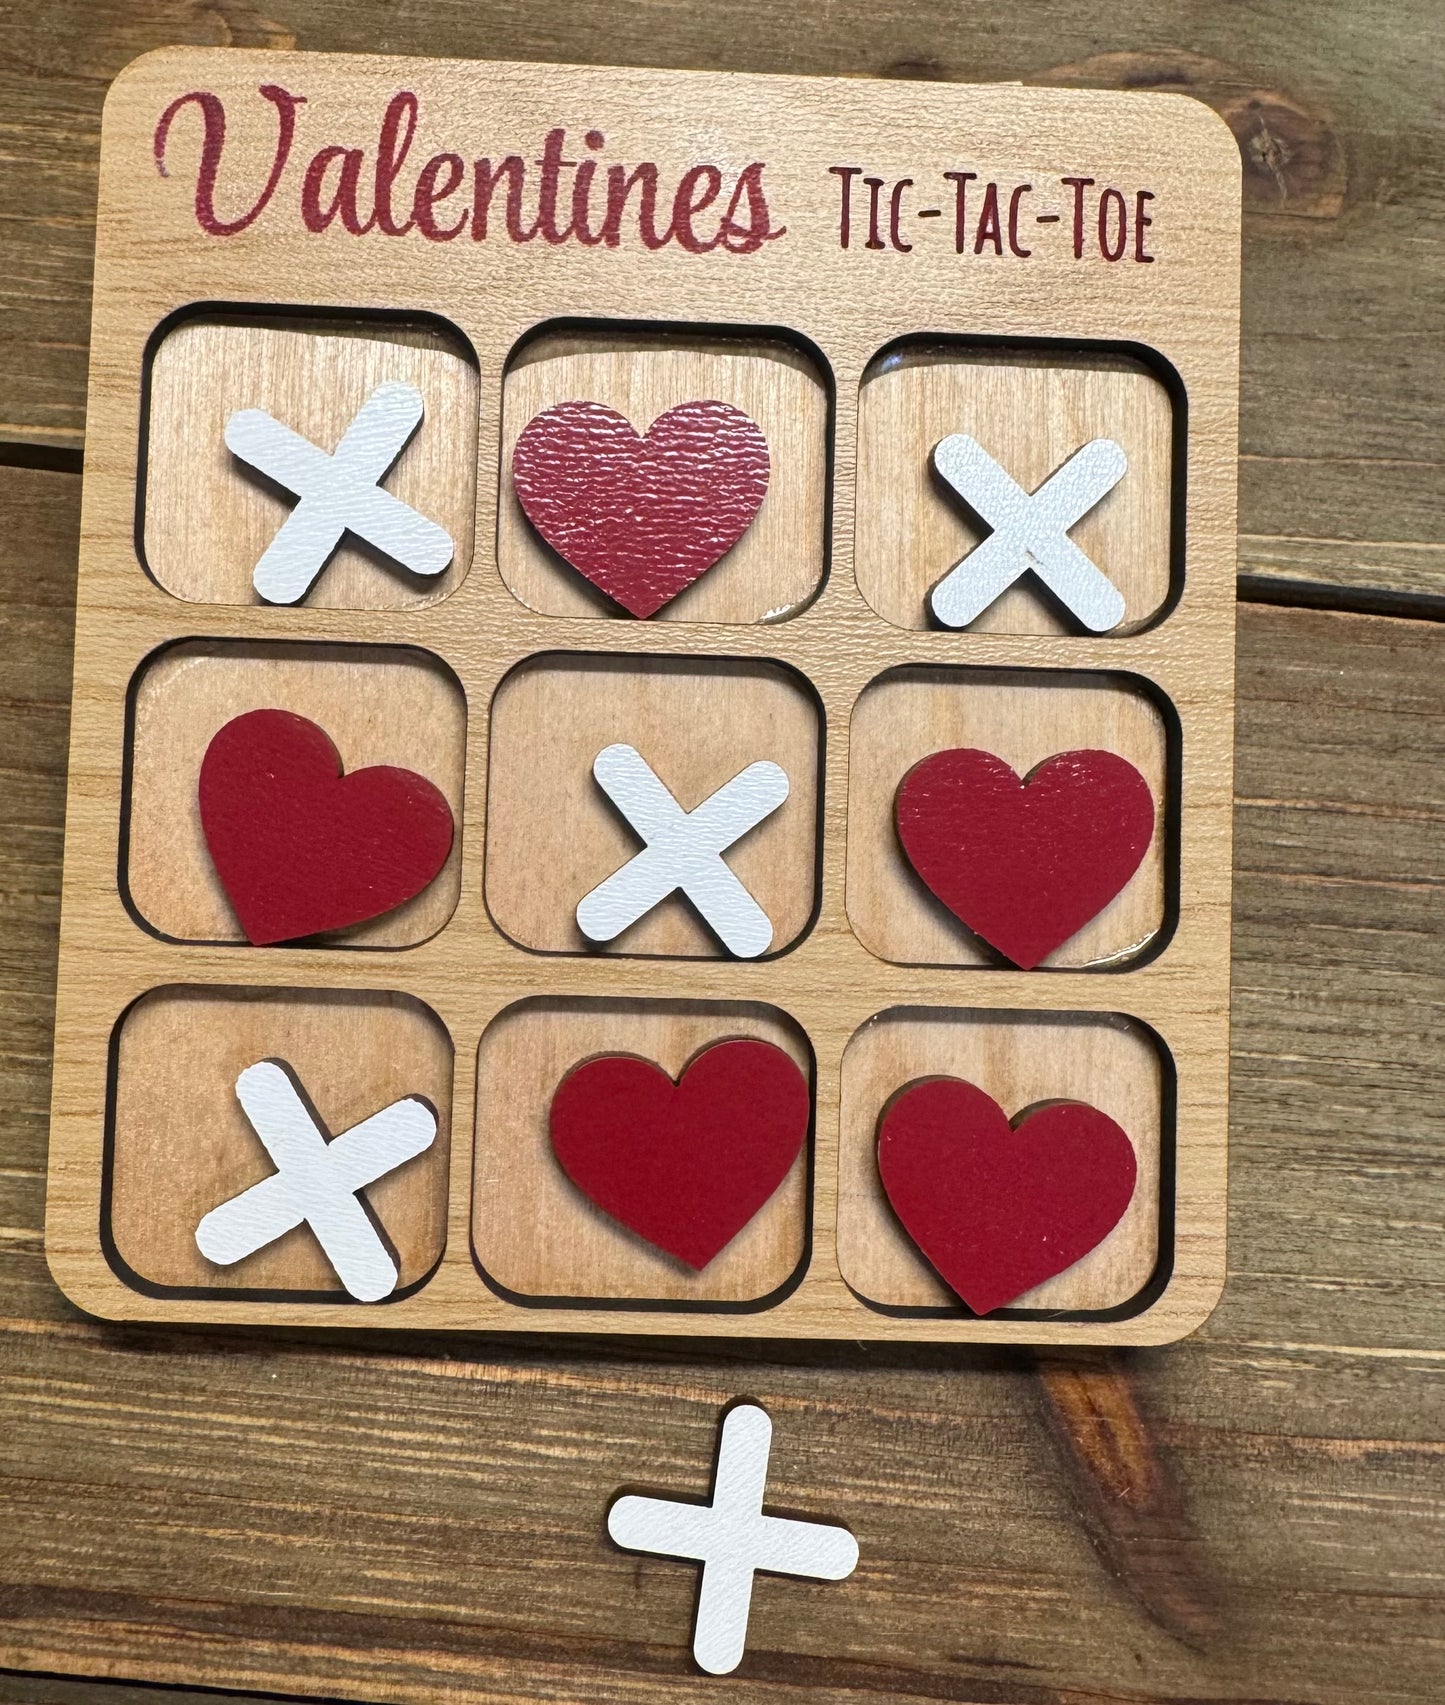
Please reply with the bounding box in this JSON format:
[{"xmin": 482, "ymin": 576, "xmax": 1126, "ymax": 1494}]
[{"xmin": 0, "ymin": 3, "xmax": 1441, "ymax": 1701}]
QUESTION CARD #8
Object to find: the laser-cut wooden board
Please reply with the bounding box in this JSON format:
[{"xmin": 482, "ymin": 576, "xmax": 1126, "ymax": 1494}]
[{"xmin": 47, "ymin": 47, "xmax": 1239, "ymax": 1343}]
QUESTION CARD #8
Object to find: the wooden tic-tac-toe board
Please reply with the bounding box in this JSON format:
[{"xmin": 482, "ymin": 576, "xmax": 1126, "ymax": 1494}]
[{"xmin": 45, "ymin": 48, "xmax": 1241, "ymax": 1344}]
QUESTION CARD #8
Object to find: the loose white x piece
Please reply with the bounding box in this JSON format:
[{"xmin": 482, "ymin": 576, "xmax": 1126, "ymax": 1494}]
[
  {"xmin": 225, "ymin": 380, "xmax": 455, "ymax": 604},
  {"xmin": 195, "ymin": 1059, "xmax": 436, "ymax": 1302},
  {"xmin": 575, "ymin": 743, "xmax": 789, "ymax": 959},
  {"xmin": 608, "ymin": 1403, "xmax": 858, "ymax": 1676},
  {"xmin": 929, "ymin": 434, "xmax": 1128, "ymax": 632}
]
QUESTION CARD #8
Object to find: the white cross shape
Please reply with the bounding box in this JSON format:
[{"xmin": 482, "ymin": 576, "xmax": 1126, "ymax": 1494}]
[
  {"xmin": 225, "ymin": 380, "xmax": 455, "ymax": 604},
  {"xmin": 608, "ymin": 1403, "xmax": 858, "ymax": 1675},
  {"xmin": 194, "ymin": 1059, "xmax": 437, "ymax": 1302},
  {"xmin": 929, "ymin": 434, "xmax": 1128, "ymax": 632},
  {"xmin": 575, "ymin": 743, "xmax": 789, "ymax": 959}
]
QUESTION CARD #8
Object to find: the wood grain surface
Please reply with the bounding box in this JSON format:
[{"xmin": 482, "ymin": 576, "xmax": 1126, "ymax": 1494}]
[
  {"xmin": 0, "ymin": 1, "xmax": 1441, "ymax": 609},
  {"xmin": 0, "ymin": 10, "xmax": 1439, "ymax": 1699},
  {"xmin": 855, "ymin": 346, "xmax": 1175, "ymax": 635},
  {"xmin": 143, "ymin": 315, "xmax": 479, "ymax": 609},
  {"xmin": 499, "ymin": 332, "xmax": 828, "ymax": 624},
  {"xmin": 1, "ymin": 463, "xmax": 1440, "ymax": 1702},
  {"xmin": 124, "ymin": 640, "xmax": 467, "ymax": 947}
]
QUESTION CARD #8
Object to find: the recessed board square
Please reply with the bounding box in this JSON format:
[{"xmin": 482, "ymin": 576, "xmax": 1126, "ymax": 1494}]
[
  {"xmin": 473, "ymin": 997, "xmax": 811, "ymax": 1307},
  {"xmin": 106, "ymin": 985, "xmax": 453, "ymax": 1299},
  {"xmin": 846, "ymin": 667, "xmax": 1172, "ymax": 969},
  {"xmin": 484, "ymin": 654, "xmax": 821, "ymax": 959},
  {"xmin": 143, "ymin": 312, "xmax": 478, "ymax": 609},
  {"xmin": 837, "ymin": 1008, "xmax": 1168, "ymax": 1316},
  {"xmin": 855, "ymin": 344, "xmax": 1177, "ymax": 635},
  {"xmin": 498, "ymin": 327, "xmax": 829, "ymax": 624},
  {"xmin": 123, "ymin": 640, "xmax": 466, "ymax": 948}
]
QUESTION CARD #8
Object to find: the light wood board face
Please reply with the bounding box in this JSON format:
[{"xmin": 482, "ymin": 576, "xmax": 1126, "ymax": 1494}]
[{"xmin": 48, "ymin": 48, "xmax": 1240, "ymax": 1343}]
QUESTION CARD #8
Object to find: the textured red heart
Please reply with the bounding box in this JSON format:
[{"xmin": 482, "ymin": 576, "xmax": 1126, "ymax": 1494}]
[
  {"xmin": 198, "ymin": 709, "xmax": 454, "ymax": 945},
  {"xmin": 895, "ymin": 747, "xmax": 1155, "ymax": 969},
  {"xmin": 548, "ymin": 1038, "xmax": 810, "ymax": 1270},
  {"xmin": 877, "ymin": 1078, "xmax": 1138, "ymax": 1315},
  {"xmin": 511, "ymin": 399, "xmax": 770, "ymax": 618}
]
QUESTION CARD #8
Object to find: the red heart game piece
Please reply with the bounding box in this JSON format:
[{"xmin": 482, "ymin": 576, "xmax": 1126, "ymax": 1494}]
[
  {"xmin": 511, "ymin": 399, "xmax": 770, "ymax": 618},
  {"xmin": 877, "ymin": 1078, "xmax": 1138, "ymax": 1314},
  {"xmin": 895, "ymin": 747, "xmax": 1155, "ymax": 969},
  {"xmin": 198, "ymin": 709, "xmax": 455, "ymax": 945},
  {"xmin": 548, "ymin": 1038, "xmax": 810, "ymax": 1270}
]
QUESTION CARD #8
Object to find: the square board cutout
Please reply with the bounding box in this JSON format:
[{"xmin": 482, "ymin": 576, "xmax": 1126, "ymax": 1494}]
[
  {"xmin": 123, "ymin": 640, "xmax": 466, "ymax": 948},
  {"xmin": 473, "ymin": 997, "xmax": 811, "ymax": 1308},
  {"xmin": 847, "ymin": 667, "xmax": 1172, "ymax": 970},
  {"xmin": 498, "ymin": 327, "xmax": 829, "ymax": 624},
  {"xmin": 837, "ymin": 1008, "xmax": 1168, "ymax": 1316},
  {"xmin": 105, "ymin": 985, "xmax": 453, "ymax": 1300},
  {"xmin": 855, "ymin": 343, "xmax": 1177, "ymax": 635},
  {"xmin": 484, "ymin": 653, "xmax": 821, "ymax": 959},
  {"xmin": 142, "ymin": 311, "xmax": 478, "ymax": 609}
]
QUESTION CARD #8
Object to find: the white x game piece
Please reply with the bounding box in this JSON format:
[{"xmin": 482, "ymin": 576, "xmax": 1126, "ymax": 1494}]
[
  {"xmin": 195, "ymin": 1059, "xmax": 436, "ymax": 1302},
  {"xmin": 930, "ymin": 434, "xmax": 1128, "ymax": 632},
  {"xmin": 225, "ymin": 380, "xmax": 455, "ymax": 604},
  {"xmin": 575, "ymin": 743, "xmax": 789, "ymax": 958},
  {"xmin": 608, "ymin": 1402, "xmax": 858, "ymax": 1675}
]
